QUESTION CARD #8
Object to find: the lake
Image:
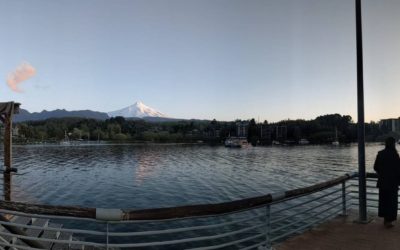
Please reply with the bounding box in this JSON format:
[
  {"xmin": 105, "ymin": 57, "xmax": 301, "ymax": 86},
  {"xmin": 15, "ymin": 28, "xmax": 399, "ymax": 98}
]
[{"xmin": 0, "ymin": 143, "xmax": 383, "ymax": 209}]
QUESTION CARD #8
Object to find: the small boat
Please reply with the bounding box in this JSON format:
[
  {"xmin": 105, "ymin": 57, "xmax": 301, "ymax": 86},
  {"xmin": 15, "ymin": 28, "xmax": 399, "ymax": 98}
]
[
  {"xmin": 60, "ymin": 131, "xmax": 71, "ymax": 145},
  {"xmin": 225, "ymin": 137, "xmax": 247, "ymax": 148},
  {"xmin": 332, "ymin": 127, "xmax": 339, "ymax": 146},
  {"xmin": 298, "ymin": 139, "xmax": 310, "ymax": 145},
  {"xmin": 272, "ymin": 140, "xmax": 280, "ymax": 145}
]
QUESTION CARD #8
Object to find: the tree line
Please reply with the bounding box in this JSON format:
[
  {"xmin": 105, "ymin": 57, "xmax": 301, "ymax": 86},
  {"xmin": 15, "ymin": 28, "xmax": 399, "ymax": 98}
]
[{"xmin": 8, "ymin": 114, "xmax": 395, "ymax": 144}]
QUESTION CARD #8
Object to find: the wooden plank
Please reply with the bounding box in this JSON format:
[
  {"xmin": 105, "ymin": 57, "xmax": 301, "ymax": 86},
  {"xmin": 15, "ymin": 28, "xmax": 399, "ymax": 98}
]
[
  {"xmin": 70, "ymin": 237, "xmax": 85, "ymax": 250},
  {"xmin": 10, "ymin": 216, "xmax": 31, "ymax": 227},
  {"xmin": 25, "ymin": 218, "xmax": 49, "ymax": 237},
  {"xmin": 12, "ymin": 218, "xmax": 48, "ymax": 249},
  {"xmin": 51, "ymin": 231, "xmax": 72, "ymax": 250},
  {"xmin": 0, "ymin": 215, "xmax": 46, "ymax": 249},
  {"xmin": 0, "ymin": 201, "xmax": 96, "ymax": 219},
  {"xmin": 40, "ymin": 223, "xmax": 62, "ymax": 249},
  {"xmin": 3, "ymin": 216, "xmax": 31, "ymax": 246}
]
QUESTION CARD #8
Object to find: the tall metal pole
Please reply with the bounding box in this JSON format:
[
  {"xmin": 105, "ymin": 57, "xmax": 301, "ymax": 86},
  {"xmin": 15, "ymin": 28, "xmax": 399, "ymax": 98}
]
[{"xmin": 356, "ymin": 0, "xmax": 367, "ymax": 222}]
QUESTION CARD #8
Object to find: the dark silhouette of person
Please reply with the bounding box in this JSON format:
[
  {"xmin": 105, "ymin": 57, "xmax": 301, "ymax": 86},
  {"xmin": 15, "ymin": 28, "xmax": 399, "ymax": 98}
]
[{"xmin": 374, "ymin": 137, "xmax": 400, "ymax": 228}]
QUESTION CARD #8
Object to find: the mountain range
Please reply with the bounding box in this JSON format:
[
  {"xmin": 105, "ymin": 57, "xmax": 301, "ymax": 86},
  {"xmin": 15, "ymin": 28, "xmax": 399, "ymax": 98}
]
[{"xmin": 14, "ymin": 101, "xmax": 172, "ymax": 122}]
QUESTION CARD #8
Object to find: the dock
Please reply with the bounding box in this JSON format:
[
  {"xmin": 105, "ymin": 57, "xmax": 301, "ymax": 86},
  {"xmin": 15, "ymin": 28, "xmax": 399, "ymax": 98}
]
[
  {"xmin": 277, "ymin": 210, "xmax": 397, "ymax": 250},
  {"xmin": 0, "ymin": 214, "xmax": 92, "ymax": 250}
]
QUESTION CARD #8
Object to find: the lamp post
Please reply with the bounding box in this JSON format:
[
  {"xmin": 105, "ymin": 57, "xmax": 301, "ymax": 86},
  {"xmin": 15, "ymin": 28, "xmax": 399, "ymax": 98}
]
[{"xmin": 355, "ymin": 0, "xmax": 367, "ymax": 222}]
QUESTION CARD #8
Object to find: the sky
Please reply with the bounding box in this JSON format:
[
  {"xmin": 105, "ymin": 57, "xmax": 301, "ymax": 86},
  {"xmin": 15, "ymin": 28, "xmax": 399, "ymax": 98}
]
[{"xmin": 0, "ymin": 0, "xmax": 399, "ymax": 122}]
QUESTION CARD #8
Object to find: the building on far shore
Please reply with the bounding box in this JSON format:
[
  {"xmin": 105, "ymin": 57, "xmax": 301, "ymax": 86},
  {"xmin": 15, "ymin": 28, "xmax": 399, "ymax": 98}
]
[
  {"xmin": 236, "ymin": 122, "xmax": 249, "ymax": 138},
  {"xmin": 259, "ymin": 124, "xmax": 272, "ymax": 144},
  {"xmin": 379, "ymin": 118, "xmax": 400, "ymax": 133},
  {"xmin": 275, "ymin": 125, "xmax": 287, "ymax": 141}
]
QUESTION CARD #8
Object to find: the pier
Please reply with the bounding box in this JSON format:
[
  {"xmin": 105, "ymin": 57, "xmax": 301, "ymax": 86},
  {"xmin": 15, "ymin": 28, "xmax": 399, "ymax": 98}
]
[
  {"xmin": 0, "ymin": 104, "xmax": 393, "ymax": 249},
  {"xmin": 0, "ymin": 171, "xmax": 382, "ymax": 249},
  {"xmin": 277, "ymin": 210, "xmax": 398, "ymax": 250},
  {"xmin": 0, "ymin": 1, "xmax": 384, "ymax": 247}
]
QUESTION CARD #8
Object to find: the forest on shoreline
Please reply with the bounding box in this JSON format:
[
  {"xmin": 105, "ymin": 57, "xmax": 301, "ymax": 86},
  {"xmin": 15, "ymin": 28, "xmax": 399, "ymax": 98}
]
[{"xmin": 7, "ymin": 114, "xmax": 395, "ymax": 145}]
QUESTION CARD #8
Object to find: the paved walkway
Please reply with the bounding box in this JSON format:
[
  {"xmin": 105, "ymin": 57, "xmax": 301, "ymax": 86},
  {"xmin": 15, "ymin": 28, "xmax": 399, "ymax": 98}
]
[{"xmin": 276, "ymin": 212, "xmax": 400, "ymax": 250}]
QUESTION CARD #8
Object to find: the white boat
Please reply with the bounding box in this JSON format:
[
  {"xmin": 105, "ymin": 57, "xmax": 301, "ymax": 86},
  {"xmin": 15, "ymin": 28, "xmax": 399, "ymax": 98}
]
[
  {"xmin": 60, "ymin": 131, "xmax": 71, "ymax": 145},
  {"xmin": 272, "ymin": 140, "xmax": 280, "ymax": 145},
  {"xmin": 332, "ymin": 128, "xmax": 339, "ymax": 146},
  {"xmin": 298, "ymin": 139, "xmax": 310, "ymax": 145},
  {"xmin": 225, "ymin": 137, "xmax": 247, "ymax": 148}
]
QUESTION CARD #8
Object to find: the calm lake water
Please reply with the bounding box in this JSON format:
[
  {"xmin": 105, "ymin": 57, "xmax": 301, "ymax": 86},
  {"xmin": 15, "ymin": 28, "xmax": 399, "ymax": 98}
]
[{"xmin": 0, "ymin": 143, "xmax": 383, "ymax": 209}]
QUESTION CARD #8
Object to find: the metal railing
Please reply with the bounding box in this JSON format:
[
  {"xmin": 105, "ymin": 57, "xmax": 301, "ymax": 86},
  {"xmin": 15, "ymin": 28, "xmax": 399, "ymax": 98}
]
[{"xmin": 0, "ymin": 172, "xmax": 367, "ymax": 249}]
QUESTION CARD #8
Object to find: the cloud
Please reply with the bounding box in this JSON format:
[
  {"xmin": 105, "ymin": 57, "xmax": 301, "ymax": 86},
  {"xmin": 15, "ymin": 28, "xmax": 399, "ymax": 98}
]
[{"xmin": 6, "ymin": 62, "xmax": 36, "ymax": 92}]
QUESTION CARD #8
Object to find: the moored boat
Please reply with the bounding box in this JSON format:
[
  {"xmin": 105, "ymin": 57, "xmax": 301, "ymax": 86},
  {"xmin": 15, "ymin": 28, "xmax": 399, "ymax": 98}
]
[
  {"xmin": 225, "ymin": 137, "xmax": 247, "ymax": 148},
  {"xmin": 298, "ymin": 138, "xmax": 310, "ymax": 145}
]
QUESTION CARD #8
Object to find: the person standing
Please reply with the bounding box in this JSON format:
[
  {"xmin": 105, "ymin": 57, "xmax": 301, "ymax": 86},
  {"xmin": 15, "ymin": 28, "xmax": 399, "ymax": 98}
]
[{"xmin": 374, "ymin": 137, "xmax": 400, "ymax": 228}]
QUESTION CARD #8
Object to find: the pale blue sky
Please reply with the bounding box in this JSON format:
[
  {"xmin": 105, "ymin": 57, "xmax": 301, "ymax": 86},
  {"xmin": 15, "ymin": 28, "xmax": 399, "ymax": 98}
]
[{"xmin": 0, "ymin": 0, "xmax": 399, "ymax": 122}]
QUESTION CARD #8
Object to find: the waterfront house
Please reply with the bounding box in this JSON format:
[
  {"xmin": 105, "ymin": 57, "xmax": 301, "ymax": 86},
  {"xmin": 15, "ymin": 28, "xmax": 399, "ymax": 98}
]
[{"xmin": 379, "ymin": 118, "xmax": 400, "ymax": 133}]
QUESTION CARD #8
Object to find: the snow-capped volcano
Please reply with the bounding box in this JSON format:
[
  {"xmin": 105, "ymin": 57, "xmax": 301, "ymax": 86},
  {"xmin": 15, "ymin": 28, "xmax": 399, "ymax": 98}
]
[{"xmin": 108, "ymin": 101, "xmax": 167, "ymax": 118}]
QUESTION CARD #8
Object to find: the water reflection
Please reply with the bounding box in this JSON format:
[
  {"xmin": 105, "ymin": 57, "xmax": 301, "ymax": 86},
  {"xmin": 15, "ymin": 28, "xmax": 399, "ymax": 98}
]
[
  {"xmin": 134, "ymin": 147, "xmax": 162, "ymax": 185},
  {"xmin": 1, "ymin": 143, "xmax": 383, "ymax": 209}
]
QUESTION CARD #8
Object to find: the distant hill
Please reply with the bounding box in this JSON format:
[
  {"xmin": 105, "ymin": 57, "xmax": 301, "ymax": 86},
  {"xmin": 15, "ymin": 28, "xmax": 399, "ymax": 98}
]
[
  {"xmin": 14, "ymin": 109, "xmax": 109, "ymax": 122},
  {"xmin": 13, "ymin": 101, "xmax": 196, "ymax": 123}
]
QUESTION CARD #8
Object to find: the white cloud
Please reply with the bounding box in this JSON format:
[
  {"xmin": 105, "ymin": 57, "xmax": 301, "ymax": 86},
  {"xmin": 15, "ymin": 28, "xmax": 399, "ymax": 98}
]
[{"xmin": 6, "ymin": 62, "xmax": 36, "ymax": 92}]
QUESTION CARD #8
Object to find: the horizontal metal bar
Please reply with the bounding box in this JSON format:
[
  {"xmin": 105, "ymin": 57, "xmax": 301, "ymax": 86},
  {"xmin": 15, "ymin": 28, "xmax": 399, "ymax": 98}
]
[
  {"xmin": 271, "ymin": 187, "xmax": 342, "ymax": 215},
  {"xmin": 0, "ymin": 206, "xmax": 262, "ymax": 225},
  {"xmin": 352, "ymin": 178, "xmax": 377, "ymax": 182},
  {"xmin": 107, "ymin": 223, "xmax": 265, "ymax": 248},
  {"xmin": 187, "ymin": 233, "xmax": 265, "ymax": 250},
  {"xmin": 271, "ymin": 191, "xmax": 353, "ymax": 224},
  {"xmin": 0, "ymin": 220, "xmax": 106, "ymax": 236},
  {"xmin": 271, "ymin": 197, "xmax": 347, "ymax": 234},
  {"xmin": 108, "ymin": 213, "xmax": 264, "ymax": 237},
  {"xmin": 271, "ymin": 207, "xmax": 342, "ymax": 243},
  {"xmin": 0, "ymin": 241, "xmax": 42, "ymax": 250},
  {"xmin": 241, "ymin": 241, "xmax": 265, "ymax": 250},
  {"xmin": 353, "ymin": 203, "xmax": 379, "ymax": 209},
  {"xmin": 0, "ymin": 231, "xmax": 105, "ymax": 247},
  {"xmin": 271, "ymin": 195, "xmax": 348, "ymax": 225},
  {"xmin": 0, "ymin": 208, "xmax": 100, "ymax": 223},
  {"xmin": 269, "ymin": 181, "xmax": 346, "ymax": 207}
]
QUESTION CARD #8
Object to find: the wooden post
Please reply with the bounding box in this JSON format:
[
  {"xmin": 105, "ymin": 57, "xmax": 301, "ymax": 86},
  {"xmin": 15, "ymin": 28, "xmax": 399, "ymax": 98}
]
[
  {"xmin": 0, "ymin": 102, "xmax": 18, "ymax": 173},
  {"xmin": 3, "ymin": 172, "xmax": 11, "ymax": 201},
  {"xmin": 4, "ymin": 113, "xmax": 13, "ymax": 172}
]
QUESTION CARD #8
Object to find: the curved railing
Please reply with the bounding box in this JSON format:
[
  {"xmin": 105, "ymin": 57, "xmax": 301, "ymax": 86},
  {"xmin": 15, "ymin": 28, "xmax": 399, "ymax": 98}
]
[{"xmin": 0, "ymin": 172, "xmax": 365, "ymax": 249}]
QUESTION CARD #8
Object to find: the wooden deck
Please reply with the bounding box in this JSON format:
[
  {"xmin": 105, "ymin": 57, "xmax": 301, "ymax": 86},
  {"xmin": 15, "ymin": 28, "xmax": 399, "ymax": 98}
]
[
  {"xmin": 0, "ymin": 214, "xmax": 94, "ymax": 250},
  {"xmin": 276, "ymin": 211, "xmax": 400, "ymax": 250}
]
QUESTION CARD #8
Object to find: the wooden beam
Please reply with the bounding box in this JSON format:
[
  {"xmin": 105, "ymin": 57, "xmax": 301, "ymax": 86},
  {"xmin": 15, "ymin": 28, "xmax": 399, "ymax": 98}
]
[
  {"xmin": 4, "ymin": 113, "xmax": 12, "ymax": 171},
  {"xmin": 3, "ymin": 172, "xmax": 11, "ymax": 202},
  {"xmin": 0, "ymin": 173, "xmax": 357, "ymax": 221},
  {"xmin": 0, "ymin": 200, "xmax": 96, "ymax": 218},
  {"xmin": 0, "ymin": 214, "xmax": 46, "ymax": 248}
]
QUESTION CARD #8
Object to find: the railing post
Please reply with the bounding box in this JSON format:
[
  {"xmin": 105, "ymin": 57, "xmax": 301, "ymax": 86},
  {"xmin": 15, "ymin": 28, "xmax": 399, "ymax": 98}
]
[
  {"xmin": 342, "ymin": 181, "xmax": 347, "ymax": 216},
  {"xmin": 266, "ymin": 204, "xmax": 271, "ymax": 249},
  {"xmin": 106, "ymin": 222, "xmax": 109, "ymax": 250}
]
